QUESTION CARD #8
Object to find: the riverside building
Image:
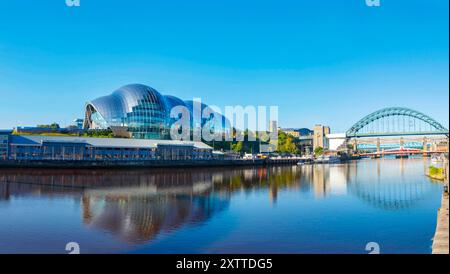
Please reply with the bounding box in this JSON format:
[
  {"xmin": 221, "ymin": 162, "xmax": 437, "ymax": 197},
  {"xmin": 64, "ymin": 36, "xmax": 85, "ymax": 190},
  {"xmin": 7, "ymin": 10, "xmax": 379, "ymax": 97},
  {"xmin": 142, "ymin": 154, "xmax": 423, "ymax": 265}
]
[
  {"xmin": 0, "ymin": 83, "xmax": 233, "ymax": 163},
  {"xmin": 0, "ymin": 134, "xmax": 213, "ymax": 162},
  {"xmin": 0, "ymin": 130, "xmax": 12, "ymax": 161},
  {"xmin": 83, "ymin": 83, "xmax": 230, "ymax": 140}
]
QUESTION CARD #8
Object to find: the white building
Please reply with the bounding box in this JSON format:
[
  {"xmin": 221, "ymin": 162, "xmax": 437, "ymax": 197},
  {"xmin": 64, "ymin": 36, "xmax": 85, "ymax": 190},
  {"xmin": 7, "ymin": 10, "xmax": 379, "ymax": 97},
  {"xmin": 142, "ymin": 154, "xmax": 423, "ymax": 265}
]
[{"xmin": 326, "ymin": 133, "xmax": 347, "ymax": 151}]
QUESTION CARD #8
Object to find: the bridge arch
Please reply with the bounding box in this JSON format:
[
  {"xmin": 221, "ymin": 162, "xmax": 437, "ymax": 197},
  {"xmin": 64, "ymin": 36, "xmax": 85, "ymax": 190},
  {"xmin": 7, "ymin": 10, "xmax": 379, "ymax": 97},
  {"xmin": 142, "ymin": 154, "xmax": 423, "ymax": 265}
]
[{"xmin": 347, "ymin": 107, "xmax": 448, "ymax": 137}]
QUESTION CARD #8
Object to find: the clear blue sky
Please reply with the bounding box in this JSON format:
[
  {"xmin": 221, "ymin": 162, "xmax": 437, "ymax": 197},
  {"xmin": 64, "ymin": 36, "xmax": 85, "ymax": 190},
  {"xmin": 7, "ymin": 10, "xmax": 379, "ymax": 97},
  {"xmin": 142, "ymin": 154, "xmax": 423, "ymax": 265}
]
[{"xmin": 0, "ymin": 0, "xmax": 448, "ymax": 132}]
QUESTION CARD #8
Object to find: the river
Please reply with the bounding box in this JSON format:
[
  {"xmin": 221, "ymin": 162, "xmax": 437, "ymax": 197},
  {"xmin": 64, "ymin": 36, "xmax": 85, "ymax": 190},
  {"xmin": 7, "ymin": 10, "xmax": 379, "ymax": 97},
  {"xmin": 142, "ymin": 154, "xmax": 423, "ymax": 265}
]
[{"xmin": 0, "ymin": 158, "xmax": 443, "ymax": 254}]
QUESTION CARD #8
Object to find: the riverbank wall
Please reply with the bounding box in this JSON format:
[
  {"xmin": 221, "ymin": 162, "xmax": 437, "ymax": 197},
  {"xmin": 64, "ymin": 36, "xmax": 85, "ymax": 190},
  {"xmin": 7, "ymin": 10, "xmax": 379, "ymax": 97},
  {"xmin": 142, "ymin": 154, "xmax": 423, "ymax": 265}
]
[
  {"xmin": 432, "ymin": 156, "xmax": 449, "ymax": 254},
  {"xmin": 0, "ymin": 158, "xmax": 300, "ymax": 169},
  {"xmin": 432, "ymin": 188, "xmax": 449, "ymax": 254}
]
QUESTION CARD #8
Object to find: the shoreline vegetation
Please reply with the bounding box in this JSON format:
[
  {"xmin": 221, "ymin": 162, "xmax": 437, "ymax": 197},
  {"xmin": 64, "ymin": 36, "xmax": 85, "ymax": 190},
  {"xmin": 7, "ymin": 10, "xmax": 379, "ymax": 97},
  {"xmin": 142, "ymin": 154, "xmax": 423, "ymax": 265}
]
[
  {"xmin": 428, "ymin": 166, "xmax": 446, "ymax": 181},
  {"xmin": 13, "ymin": 129, "xmax": 116, "ymax": 138}
]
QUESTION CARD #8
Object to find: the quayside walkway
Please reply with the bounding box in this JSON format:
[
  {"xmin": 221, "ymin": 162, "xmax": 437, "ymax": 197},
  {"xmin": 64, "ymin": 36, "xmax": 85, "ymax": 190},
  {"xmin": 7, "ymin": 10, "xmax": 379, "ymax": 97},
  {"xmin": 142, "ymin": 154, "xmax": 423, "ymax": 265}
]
[{"xmin": 432, "ymin": 182, "xmax": 449, "ymax": 254}]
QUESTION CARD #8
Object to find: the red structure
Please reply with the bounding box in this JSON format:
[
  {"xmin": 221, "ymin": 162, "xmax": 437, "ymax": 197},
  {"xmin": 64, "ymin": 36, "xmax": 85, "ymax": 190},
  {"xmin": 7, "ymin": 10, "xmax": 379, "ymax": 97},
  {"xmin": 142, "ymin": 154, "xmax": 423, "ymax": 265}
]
[{"xmin": 361, "ymin": 147, "xmax": 432, "ymax": 157}]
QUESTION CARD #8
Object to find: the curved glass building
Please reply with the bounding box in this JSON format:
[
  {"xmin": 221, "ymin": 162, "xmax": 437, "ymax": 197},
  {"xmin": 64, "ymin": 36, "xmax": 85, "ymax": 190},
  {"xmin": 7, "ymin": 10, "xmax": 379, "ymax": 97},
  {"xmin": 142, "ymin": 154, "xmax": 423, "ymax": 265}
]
[
  {"xmin": 84, "ymin": 84, "xmax": 230, "ymax": 140},
  {"xmin": 184, "ymin": 100, "xmax": 231, "ymax": 133},
  {"xmin": 164, "ymin": 95, "xmax": 189, "ymax": 128},
  {"xmin": 84, "ymin": 84, "xmax": 169, "ymax": 139}
]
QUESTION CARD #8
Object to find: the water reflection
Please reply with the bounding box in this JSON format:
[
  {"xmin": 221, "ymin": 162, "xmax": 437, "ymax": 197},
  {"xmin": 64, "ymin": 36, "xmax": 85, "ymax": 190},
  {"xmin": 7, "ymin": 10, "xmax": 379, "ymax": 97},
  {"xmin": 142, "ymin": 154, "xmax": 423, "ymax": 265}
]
[
  {"xmin": 302, "ymin": 164, "xmax": 350, "ymax": 198},
  {"xmin": 81, "ymin": 194, "xmax": 229, "ymax": 244},
  {"xmin": 0, "ymin": 159, "xmax": 440, "ymax": 251},
  {"xmin": 347, "ymin": 158, "xmax": 437, "ymax": 210},
  {"xmin": 0, "ymin": 168, "xmax": 232, "ymax": 245}
]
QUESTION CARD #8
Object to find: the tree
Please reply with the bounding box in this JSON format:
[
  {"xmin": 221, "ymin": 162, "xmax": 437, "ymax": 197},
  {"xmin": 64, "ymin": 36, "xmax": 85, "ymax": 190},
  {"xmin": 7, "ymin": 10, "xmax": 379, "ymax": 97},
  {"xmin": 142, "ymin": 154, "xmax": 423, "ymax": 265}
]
[
  {"xmin": 277, "ymin": 130, "xmax": 301, "ymax": 154},
  {"xmin": 37, "ymin": 123, "xmax": 60, "ymax": 129},
  {"xmin": 232, "ymin": 141, "xmax": 244, "ymax": 153},
  {"xmin": 83, "ymin": 129, "xmax": 115, "ymax": 138},
  {"xmin": 284, "ymin": 137, "xmax": 298, "ymax": 154},
  {"xmin": 314, "ymin": 146, "xmax": 324, "ymax": 157}
]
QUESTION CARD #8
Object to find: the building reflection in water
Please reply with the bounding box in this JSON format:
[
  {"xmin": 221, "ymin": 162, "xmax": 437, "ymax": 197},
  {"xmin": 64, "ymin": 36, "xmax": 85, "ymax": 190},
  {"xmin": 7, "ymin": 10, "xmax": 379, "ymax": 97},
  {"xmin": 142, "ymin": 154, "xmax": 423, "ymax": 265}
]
[
  {"xmin": 0, "ymin": 168, "xmax": 231, "ymax": 245},
  {"xmin": 301, "ymin": 164, "xmax": 349, "ymax": 198},
  {"xmin": 81, "ymin": 192, "xmax": 229, "ymax": 244},
  {"xmin": 0, "ymin": 158, "xmax": 437, "ymax": 244}
]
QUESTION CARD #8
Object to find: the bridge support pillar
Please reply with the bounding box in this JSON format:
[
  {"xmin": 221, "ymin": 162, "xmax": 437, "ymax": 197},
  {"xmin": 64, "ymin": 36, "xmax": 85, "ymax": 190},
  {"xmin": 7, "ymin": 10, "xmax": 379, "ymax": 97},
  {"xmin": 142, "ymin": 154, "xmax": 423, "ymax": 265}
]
[
  {"xmin": 376, "ymin": 138, "xmax": 381, "ymax": 153},
  {"xmin": 400, "ymin": 137, "xmax": 405, "ymax": 148},
  {"xmin": 432, "ymin": 143, "xmax": 437, "ymax": 152},
  {"xmin": 423, "ymin": 137, "xmax": 428, "ymax": 156},
  {"xmin": 353, "ymin": 139, "xmax": 358, "ymax": 152}
]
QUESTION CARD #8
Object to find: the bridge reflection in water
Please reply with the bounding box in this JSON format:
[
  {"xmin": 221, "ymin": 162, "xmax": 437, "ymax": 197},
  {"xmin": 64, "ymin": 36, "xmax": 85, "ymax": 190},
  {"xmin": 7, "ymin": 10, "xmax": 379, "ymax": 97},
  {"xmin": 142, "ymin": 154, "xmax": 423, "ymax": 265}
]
[
  {"xmin": 346, "ymin": 158, "xmax": 437, "ymax": 210},
  {"xmin": 0, "ymin": 159, "xmax": 440, "ymax": 251}
]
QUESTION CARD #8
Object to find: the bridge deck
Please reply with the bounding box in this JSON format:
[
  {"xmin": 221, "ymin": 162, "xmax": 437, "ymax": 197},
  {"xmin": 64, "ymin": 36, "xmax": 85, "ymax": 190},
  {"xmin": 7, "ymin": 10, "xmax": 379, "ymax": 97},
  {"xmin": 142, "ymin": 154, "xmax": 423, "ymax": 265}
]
[{"xmin": 348, "ymin": 131, "xmax": 449, "ymax": 138}]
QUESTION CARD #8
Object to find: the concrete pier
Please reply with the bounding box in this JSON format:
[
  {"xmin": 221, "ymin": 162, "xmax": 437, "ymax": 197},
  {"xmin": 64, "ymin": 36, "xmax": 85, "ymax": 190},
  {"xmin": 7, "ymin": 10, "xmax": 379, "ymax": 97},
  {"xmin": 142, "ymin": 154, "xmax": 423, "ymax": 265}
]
[
  {"xmin": 432, "ymin": 155, "xmax": 449, "ymax": 255},
  {"xmin": 0, "ymin": 158, "xmax": 301, "ymax": 169},
  {"xmin": 432, "ymin": 187, "xmax": 449, "ymax": 254}
]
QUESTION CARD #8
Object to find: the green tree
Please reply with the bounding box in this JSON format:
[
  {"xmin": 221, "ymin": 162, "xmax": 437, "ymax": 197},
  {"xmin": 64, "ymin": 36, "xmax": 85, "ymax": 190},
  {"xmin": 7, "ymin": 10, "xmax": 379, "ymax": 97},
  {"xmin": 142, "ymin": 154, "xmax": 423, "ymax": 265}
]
[
  {"xmin": 83, "ymin": 129, "xmax": 115, "ymax": 138},
  {"xmin": 37, "ymin": 123, "xmax": 60, "ymax": 129},
  {"xmin": 314, "ymin": 146, "xmax": 324, "ymax": 156},
  {"xmin": 232, "ymin": 141, "xmax": 244, "ymax": 153},
  {"xmin": 277, "ymin": 130, "xmax": 300, "ymax": 154},
  {"xmin": 284, "ymin": 137, "xmax": 298, "ymax": 154}
]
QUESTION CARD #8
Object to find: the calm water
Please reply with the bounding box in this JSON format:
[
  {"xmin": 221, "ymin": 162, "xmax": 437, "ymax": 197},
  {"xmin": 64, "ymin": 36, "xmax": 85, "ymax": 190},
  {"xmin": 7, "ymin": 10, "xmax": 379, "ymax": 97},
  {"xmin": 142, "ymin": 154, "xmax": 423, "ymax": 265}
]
[{"xmin": 0, "ymin": 158, "xmax": 443, "ymax": 254}]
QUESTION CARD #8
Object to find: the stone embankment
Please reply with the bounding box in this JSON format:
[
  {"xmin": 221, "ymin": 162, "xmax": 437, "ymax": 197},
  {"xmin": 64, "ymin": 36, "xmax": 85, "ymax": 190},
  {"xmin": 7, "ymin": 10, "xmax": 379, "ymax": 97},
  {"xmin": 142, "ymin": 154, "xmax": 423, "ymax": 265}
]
[
  {"xmin": 0, "ymin": 158, "xmax": 301, "ymax": 169},
  {"xmin": 432, "ymin": 187, "xmax": 449, "ymax": 254},
  {"xmin": 432, "ymin": 155, "xmax": 449, "ymax": 254}
]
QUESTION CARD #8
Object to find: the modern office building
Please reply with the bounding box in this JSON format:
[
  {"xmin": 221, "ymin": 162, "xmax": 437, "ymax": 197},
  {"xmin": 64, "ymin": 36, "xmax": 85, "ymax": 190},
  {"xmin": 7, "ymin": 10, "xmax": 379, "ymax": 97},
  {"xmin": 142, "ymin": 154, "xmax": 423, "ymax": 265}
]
[
  {"xmin": 313, "ymin": 125, "xmax": 331, "ymax": 150},
  {"xmin": 2, "ymin": 135, "xmax": 213, "ymax": 162},
  {"xmin": 83, "ymin": 84, "xmax": 230, "ymax": 140}
]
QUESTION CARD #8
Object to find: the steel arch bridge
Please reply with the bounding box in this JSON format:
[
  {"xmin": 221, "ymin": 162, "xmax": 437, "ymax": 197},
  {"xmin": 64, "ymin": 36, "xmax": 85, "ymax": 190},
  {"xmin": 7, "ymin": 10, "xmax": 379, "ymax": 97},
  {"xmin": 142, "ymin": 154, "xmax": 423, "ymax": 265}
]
[{"xmin": 347, "ymin": 107, "xmax": 449, "ymax": 138}]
